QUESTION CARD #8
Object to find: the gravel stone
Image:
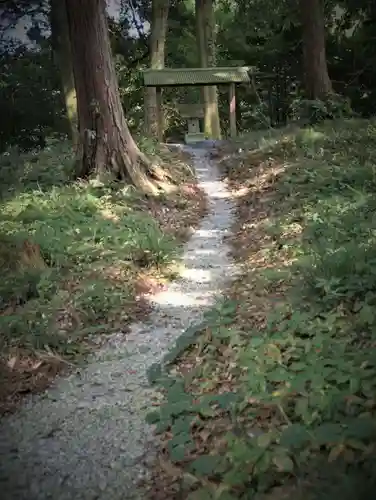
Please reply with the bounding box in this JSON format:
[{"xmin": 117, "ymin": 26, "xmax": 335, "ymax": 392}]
[{"xmin": 0, "ymin": 145, "xmax": 237, "ymax": 499}]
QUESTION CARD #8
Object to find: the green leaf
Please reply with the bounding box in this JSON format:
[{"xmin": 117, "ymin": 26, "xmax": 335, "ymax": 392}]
[
  {"xmin": 349, "ymin": 377, "xmax": 361, "ymax": 393},
  {"xmin": 268, "ymin": 367, "xmax": 290, "ymax": 382},
  {"xmin": 171, "ymin": 415, "xmax": 194, "ymax": 435},
  {"xmin": 257, "ymin": 432, "xmax": 273, "ymax": 449},
  {"xmin": 290, "ymin": 373, "xmax": 309, "ymax": 392},
  {"xmin": 194, "ymin": 396, "xmax": 216, "ymax": 417},
  {"xmin": 249, "ymin": 336, "xmax": 265, "ymax": 348},
  {"xmin": 345, "ymin": 417, "xmax": 376, "ymax": 440},
  {"xmin": 213, "ymin": 326, "xmax": 233, "ymax": 339},
  {"xmin": 212, "ymin": 392, "xmax": 239, "ymax": 409},
  {"xmin": 167, "ymin": 379, "xmax": 191, "ymax": 403},
  {"xmin": 272, "ymin": 454, "xmax": 294, "ymax": 472},
  {"xmin": 169, "ymin": 400, "xmax": 195, "ymax": 416},
  {"xmin": 170, "ymin": 443, "xmax": 187, "ymax": 462},
  {"xmin": 159, "ymin": 376, "xmax": 177, "ymax": 389},
  {"xmin": 170, "ymin": 430, "xmax": 193, "ymax": 447},
  {"xmin": 358, "ymin": 304, "xmax": 375, "ymax": 325},
  {"xmin": 294, "ymin": 397, "xmax": 310, "ymax": 421},
  {"xmin": 189, "ymin": 455, "xmax": 224, "ymax": 477},
  {"xmin": 254, "ymin": 450, "xmax": 273, "ymax": 474},
  {"xmin": 145, "ymin": 410, "xmax": 160, "ymax": 425},
  {"xmin": 280, "ymin": 423, "xmax": 310, "ymax": 449},
  {"xmin": 155, "ymin": 419, "xmax": 170, "ymax": 433},
  {"xmin": 314, "ymin": 423, "xmax": 343, "ymax": 445},
  {"xmin": 147, "ymin": 362, "xmax": 162, "ymax": 385},
  {"xmin": 163, "ymin": 322, "xmax": 205, "ymax": 365},
  {"xmin": 223, "ymin": 468, "xmax": 250, "ymax": 487},
  {"xmin": 289, "ymin": 362, "xmax": 307, "ymax": 372}
]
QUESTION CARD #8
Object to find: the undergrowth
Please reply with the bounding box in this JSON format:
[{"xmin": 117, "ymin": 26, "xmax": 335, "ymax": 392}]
[
  {"xmin": 147, "ymin": 119, "xmax": 376, "ymax": 499},
  {"xmin": 0, "ymin": 137, "xmax": 206, "ymax": 410}
]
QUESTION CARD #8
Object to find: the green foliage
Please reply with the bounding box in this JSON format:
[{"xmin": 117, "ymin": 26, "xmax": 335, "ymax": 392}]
[
  {"xmin": 0, "ymin": 139, "xmax": 178, "ymax": 355},
  {"xmin": 0, "ymin": 43, "xmax": 65, "ymax": 152},
  {"xmin": 150, "ymin": 119, "xmax": 376, "ymax": 498},
  {"xmin": 3, "ymin": 0, "xmax": 376, "ymax": 146},
  {"xmin": 290, "ymin": 95, "xmax": 355, "ymax": 124}
]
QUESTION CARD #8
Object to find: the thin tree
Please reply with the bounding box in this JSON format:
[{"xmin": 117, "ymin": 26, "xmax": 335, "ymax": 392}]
[
  {"xmin": 300, "ymin": 0, "xmax": 332, "ymax": 99},
  {"xmin": 65, "ymin": 0, "xmax": 160, "ymax": 194},
  {"xmin": 195, "ymin": 0, "xmax": 221, "ymax": 139},
  {"xmin": 50, "ymin": 0, "xmax": 78, "ymax": 147},
  {"xmin": 146, "ymin": 0, "xmax": 170, "ymax": 141}
]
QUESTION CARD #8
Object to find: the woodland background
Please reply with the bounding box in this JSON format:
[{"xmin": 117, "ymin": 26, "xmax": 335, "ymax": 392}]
[{"xmin": 1, "ymin": 0, "xmax": 375, "ymax": 152}]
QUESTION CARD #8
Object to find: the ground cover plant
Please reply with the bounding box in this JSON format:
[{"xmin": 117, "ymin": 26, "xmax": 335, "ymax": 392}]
[
  {"xmin": 0, "ymin": 138, "xmax": 207, "ymax": 413},
  {"xmin": 147, "ymin": 118, "xmax": 376, "ymax": 499}
]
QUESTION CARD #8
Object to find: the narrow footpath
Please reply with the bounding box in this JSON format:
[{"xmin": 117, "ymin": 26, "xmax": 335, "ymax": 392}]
[{"xmin": 0, "ymin": 144, "xmax": 237, "ymax": 500}]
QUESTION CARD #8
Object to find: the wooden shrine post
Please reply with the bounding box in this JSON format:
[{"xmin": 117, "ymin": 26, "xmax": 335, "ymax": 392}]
[
  {"xmin": 156, "ymin": 87, "xmax": 163, "ymax": 142},
  {"xmin": 229, "ymin": 82, "xmax": 237, "ymax": 138}
]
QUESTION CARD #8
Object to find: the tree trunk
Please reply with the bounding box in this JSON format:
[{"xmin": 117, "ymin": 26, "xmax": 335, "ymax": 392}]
[
  {"xmin": 300, "ymin": 0, "xmax": 332, "ymax": 99},
  {"xmin": 146, "ymin": 0, "xmax": 169, "ymax": 141},
  {"xmin": 50, "ymin": 0, "xmax": 78, "ymax": 147},
  {"xmin": 65, "ymin": 0, "xmax": 158, "ymax": 195},
  {"xmin": 196, "ymin": 0, "xmax": 210, "ymax": 136},
  {"xmin": 195, "ymin": 0, "xmax": 221, "ymax": 140}
]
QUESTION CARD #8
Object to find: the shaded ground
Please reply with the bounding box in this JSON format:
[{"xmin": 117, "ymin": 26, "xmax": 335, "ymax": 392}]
[
  {"xmin": 0, "ymin": 140, "xmax": 207, "ymax": 414},
  {"xmin": 147, "ymin": 119, "xmax": 376, "ymax": 499}
]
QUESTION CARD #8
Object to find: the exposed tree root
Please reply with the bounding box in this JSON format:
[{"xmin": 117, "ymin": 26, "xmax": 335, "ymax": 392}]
[{"xmin": 138, "ymin": 150, "xmax": 173, "ymax": 183}]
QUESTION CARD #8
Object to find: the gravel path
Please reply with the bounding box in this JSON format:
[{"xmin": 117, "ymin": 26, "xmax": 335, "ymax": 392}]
[{"xmin": 0, "ymin": 145, "xmax": 236, "ymax": 500}]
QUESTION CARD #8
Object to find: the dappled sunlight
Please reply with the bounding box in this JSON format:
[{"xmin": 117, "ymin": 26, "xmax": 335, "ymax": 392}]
[
  {"xmin": 232, "ymin": 185, "xmax": 250, "ymax": 198},
  {"xmin": 193, "ymin": 228, "xmax": 225, "ymax": 238},
  {"xmin": 248, "ymin": 162, "xmax": 287, "ymax": 190},
  {"xmin": 99, "ymin": 207, "xmax": 120, "ymax": 222},
  {"xmin": 151, "ymin": 288, "xmax": 215, "ymax": 308},
  {"xmin": 179, "ymin": 267, "xmax": 212, "ymax": 282},
  {"xmin": 298, "ymin": 127, "xmax": 327, "ymax": 143},
  {"xmin": 66, "ymin": 88, "xmax": 77, "ymax": 123},
  {"xmin": 186, "ymin": 248, "xmax": 216, "ymax": 257},
  {"xmin": 200, "ymin": 179, "xmax": 234, "ymax": 199}
]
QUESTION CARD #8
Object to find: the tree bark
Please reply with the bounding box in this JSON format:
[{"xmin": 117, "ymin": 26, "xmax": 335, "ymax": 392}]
[
  {"xmin": 50, "ymin": 0, "xmax": 78, "ymax": 147},
  {"xmin": 146, "ymin": 0, "xmax": 169, "ymax": 141},
  {"xmin": 65, "ymin": 0, "xmax": 158, "ymax": 195},
  {"xmin": 196, "ymin": 0, "xmax": 210, "ymax": 134},
  {"xmin": 195, "ymin": 0, "xmax": 221, "ymax": 140},
  {"xmin": 300, "ymin": 0, "xmax": 332, "ymax": 99}
]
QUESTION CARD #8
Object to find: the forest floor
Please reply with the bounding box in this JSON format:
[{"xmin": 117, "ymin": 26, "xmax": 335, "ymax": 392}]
[
  {"xmin": 0, "ymin": 139, "xmax": 207, "ymax": 414},
  {"xmin": 3, "ymin": 120, "xmax": 376, "ymax": 499},
  {"xmin": 0, "ymin": 143, "xmax": 237, "ymax": 500},
  {"xmin": 148, "ymin": 119, "xmax": 376, "ymax": 500}
]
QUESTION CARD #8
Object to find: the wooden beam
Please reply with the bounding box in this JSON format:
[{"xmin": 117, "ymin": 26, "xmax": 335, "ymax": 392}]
[
  {"xmin": 156, "ymin": 87, "xmax": 163, "ymax": 142},
  {"xmin": 144, "ymin": 86, "xmax": 149, "ymax": 134},
  {"xmin": 229, "ymin": 83, "xmax": 237, "ymax": 138}
]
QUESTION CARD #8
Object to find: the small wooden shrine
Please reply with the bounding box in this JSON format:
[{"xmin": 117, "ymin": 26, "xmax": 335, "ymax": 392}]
[{"xmin": 142, "ymin": 66, "xmax": 253, "ymax": 142}]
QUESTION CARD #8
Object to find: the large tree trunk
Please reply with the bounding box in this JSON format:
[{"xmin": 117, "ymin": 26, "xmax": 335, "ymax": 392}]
[
  {"xmin": 65, "ymin": 0, "xmax": 158, "ymax": 195},
  {"xmin": 146, "ymin": 0, "xmax": 169, "ymax": 141},
  {"xmin": 195, "ymin": 0, "xmax": 221, "ymax": 140},
  {"xmin": 300, "ymin": 0, "xmax": 332, "ymax": 99},
  {"xmin": 50, "ymin": 0, "xmax": 78, "ymax": 147}
]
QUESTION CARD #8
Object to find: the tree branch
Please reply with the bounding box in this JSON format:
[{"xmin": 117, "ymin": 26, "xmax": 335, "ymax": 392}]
[{"xmin": 127, "ymin": 0, "xmax": 148, "ymax": 45}]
